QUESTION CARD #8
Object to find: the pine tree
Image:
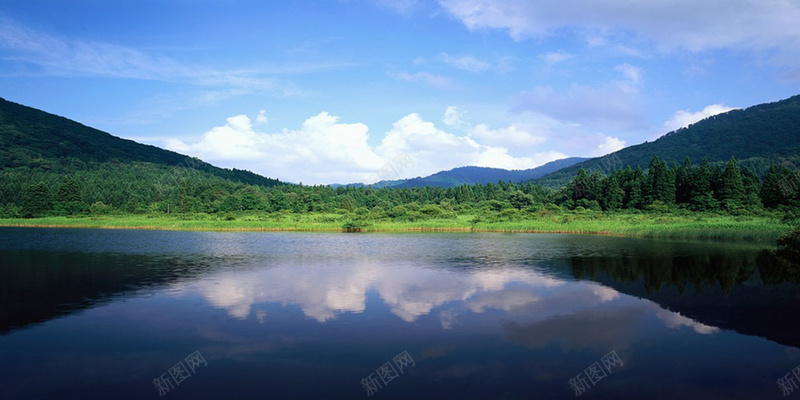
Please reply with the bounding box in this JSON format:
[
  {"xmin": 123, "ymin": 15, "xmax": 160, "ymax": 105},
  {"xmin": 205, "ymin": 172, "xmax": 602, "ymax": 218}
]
[
  {"xmin": 760, "ymin": 164, "xmax": 799, "ymax": 208},
  {"xmin": 718, "ymin": 157, "xmax": 745, "ymax": 209},
  {"xmin": 624, "ymin": 166, "xmax": 645, "ymax": 209},
  {"xmin": 571, "ymin": 168, "xmax": 590, "ymax": 201},
  {"xmin": 22, "ymin": 182, "xmax": 52, "ymax": 218},
  {"xmin": 739, "ymin": 168, "xmax": 762, "ymax": 209},
  {"xmin": 600, "ymin": 174, "xmax": 624, "ymax": 211},
  {"xmin": 644, "ymin": 156, "xmax": 675, "ymax": 205},
  {"xmin": 675, "ymin": 157, "xmax": 693, "ymax": 204},
  {"xmin": 57, "ymin": 176, "xmax": 81, "ymax": 203},
  {"xmin": 587, "ymin": 170, "xmax": 603, "ymax": 201},
  {"xmin": 690, "ymin": 158, "xmax": 716, "ymax": 210}
]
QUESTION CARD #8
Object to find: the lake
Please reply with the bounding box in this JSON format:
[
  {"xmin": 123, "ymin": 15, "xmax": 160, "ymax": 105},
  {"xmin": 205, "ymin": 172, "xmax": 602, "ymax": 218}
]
[{"xmin": 1, "ymin": 227, "xmax": 799, "ymax": 399}]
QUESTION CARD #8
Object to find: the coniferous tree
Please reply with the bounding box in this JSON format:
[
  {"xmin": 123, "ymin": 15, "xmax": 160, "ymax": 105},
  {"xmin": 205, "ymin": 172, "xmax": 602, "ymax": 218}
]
[
  {"xmin": 675, "ymin": 157, "xmax": 693, "ymax": 205},
  {"xmin": 22, "ymin": 182, "xmax": 52, "ymax": 218},
  {"xmin": 761, "ymin": 164, "xmax": 800, "ymax": 208},
  {"xmin": 740, "ymin": 168, "xmax": 762, "ymax": 210},
  {"xmin": 587, "ymin": 170, "xmax": 603, "ymax": 201},
  {"xmin": 690, "ymin": 158, "xmax": 716, "ymax": 210},
  {"xmin": 624, "ymin": 166, "xmax": 645, "ymax": 209},
  {"xmin": 508, "ymin": 190, "xmax": 534, "ymax": 210},
  {"xmin": 644, "ymin": 156, "xmax": 675, "ymax": 205},
  {"xmin": 600, "ymin": 174, "xmax": 625, "ymax": 211},
  {"xmin": 571, "ymin": 168, "xmax": 590, "ymax": 201},
  {"xmin": 718, "ymin": 157, "xmax": 745, "ymax": 208}
]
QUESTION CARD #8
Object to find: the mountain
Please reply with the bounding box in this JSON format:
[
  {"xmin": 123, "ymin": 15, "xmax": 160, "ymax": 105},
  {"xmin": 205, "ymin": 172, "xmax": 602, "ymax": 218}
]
[
  {"xmin": 534, "ymin": 94, "xmax": 800, "ymax": 187},
  {"xmin": 0, "ymin": 97, "xmax": 280, "ymax": 186},
  {"xmin": 350, "ymin": 157, "xmax": 588, "ymax": 189}
]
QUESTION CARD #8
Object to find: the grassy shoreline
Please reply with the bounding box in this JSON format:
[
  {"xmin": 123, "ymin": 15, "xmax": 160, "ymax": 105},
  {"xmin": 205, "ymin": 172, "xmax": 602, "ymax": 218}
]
[{"xmin": 0, "ymin": 212, "xmax": 792, "ymax": 242}]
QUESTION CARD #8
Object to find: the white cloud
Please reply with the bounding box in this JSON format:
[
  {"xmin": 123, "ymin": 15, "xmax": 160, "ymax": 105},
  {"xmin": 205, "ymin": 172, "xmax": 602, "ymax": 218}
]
[
  {"xmin": 512, "ymin": 84, "xmax": 641, "ymax": 130},
  {"xmin": 468, "ymin": 123, "xmax": 547, "ymax": 149},
  {"xmin": 656, "ymin": 309, "xmax": 720, "ymax": 335},
  {"xmin": 168, "ymin": 109, "xmax": 568, "ymax": 184},
  {"xmin": 541, "ymin": 51, "xmax": 573, "ymax": 64},
  {"xmin": 440, "ymin": 53, "xmax": 492, "ymax": 72},
  {"xmin": 512, "ymin": 64, "xmax": 645, "ymax": 130},
  {"xmin": 376, "ymin": 113, "xmax": 564, "ymax": 172},
  {"xmin": 592, "ymin": 136, "xmax": 627, "ymax": 157},
  {"xmin": 438, "ymin": 0, "xmax": 800, "ymax": 54},
  {"xmin": 442, "ymin": 106, "xmax": 467, "ymax": 128},
  {"xmin": 395, "ymin": 71, "xmax": 458, "ymax": 90},
  {"xmin": 661, "ymin": 104, "xmax": 737, "ymax": 133},
  {"xmin": 438, "ymin": 53, "xmax": 513, "ymax": 73},
  {"xmin": 615, "ymin": 63, "xmax": 642, "ymax": 85},
  {"xmin": 190, "ymin": 257, "xmax": 565, "ymax": 323},
  {"xmin": 0, "ymin": 18, "xmax": 343, "ymax": 104},
  {"xmin": 168, "ymin": 112, "xmax": 384, "ymax": 184},
  {"xmin": 255, "ymin": 110, "xmax": 268, "ymax": 125}
]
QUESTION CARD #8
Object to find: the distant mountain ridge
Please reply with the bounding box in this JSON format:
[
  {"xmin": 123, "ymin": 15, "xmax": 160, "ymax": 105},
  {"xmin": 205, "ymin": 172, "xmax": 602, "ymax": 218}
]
[
  {"xmin": 342, "ymin": 157, "xmax": 589, "ymax": 188},
  {"xmin": 0, "ymin": 97, "xmax": 280, "ymax": 186},
  {"xmin": 533, "ymin": 94, "xmax": 800, "ymax": 187}
]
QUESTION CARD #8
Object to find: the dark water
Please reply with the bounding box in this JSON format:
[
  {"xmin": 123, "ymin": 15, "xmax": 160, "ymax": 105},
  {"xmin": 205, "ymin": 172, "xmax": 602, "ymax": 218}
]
[{"xmin": 1, "ymin": 227, "xmax": 799, "ymax": 399}]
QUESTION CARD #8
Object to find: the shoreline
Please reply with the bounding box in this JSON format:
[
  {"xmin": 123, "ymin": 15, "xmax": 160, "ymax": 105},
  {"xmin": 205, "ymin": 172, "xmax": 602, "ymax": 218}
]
[
  {"xmin": 0, "ymin": 213, "xmax": 790, "ymax": 243},
  {"xmin": 0, "ymin": 222, "xmax": 621, "ymax": 236}
]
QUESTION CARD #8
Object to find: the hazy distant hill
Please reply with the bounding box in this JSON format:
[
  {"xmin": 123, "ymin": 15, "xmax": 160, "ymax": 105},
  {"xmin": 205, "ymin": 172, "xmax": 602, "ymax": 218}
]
[
  {"xmin": 0, "ymin": 97, "xmax": 280, "ymax": 186},
  {"xmin": 534, "ymin": 94, "xmax": 800, "ymax": 187},
  {"xmin": 348, "ymin": 157, "xmax": 588, "ymax": 189}
]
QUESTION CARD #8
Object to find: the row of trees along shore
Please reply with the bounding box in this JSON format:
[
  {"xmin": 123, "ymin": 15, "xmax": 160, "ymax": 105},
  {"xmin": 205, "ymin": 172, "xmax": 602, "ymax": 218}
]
[{"xmin": 1, "ymin": 156, "xmax": 799, "ymax": 220}]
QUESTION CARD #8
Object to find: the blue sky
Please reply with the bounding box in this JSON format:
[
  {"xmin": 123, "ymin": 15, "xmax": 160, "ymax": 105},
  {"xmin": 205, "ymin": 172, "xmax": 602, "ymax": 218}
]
[{"xmin": 2, "ymin": 0, "xmax": 800, "ymax": 184}]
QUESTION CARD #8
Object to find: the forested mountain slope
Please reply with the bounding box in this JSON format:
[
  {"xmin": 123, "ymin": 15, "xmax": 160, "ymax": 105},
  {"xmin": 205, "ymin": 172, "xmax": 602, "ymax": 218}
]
[
  {"xmin": 535, "ymin": 94, "xmax": 800, "ymax": 187},
  {"xmin": 364, "ymin": 157, "xmax": 589, "ymax": 188},
  {"xmin": 0, "ymin": 97, "xmax": 280, "ymax": 186}
]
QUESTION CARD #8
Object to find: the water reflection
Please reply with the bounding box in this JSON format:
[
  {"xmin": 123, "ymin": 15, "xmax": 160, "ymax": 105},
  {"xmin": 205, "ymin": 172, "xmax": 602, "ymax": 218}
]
[
  {"xmin": 186, "ymin": 262, "xmax": 565, "ymax": 322},
  {"xmin": 2, "ymin": 228, "xmax": 800, "ymax": 399}
]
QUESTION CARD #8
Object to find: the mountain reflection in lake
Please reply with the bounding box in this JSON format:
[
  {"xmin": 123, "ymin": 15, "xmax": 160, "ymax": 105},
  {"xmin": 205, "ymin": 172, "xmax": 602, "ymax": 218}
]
[{"xmin": 1, "ymin": 228, "xmax": 798, "ymax": 399}]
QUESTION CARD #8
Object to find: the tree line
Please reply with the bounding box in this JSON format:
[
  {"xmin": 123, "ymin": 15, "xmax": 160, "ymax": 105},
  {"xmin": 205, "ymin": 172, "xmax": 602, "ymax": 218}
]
[{"xmin": 1, "ymin": 156, "xmax": 799, "ymax": 220}]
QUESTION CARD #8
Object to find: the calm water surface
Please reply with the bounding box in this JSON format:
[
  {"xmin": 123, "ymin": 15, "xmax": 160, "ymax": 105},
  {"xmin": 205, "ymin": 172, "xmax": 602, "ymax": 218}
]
[{"xmin": 1, "ymin": 227, "xmax": 799, "ymax": 399}]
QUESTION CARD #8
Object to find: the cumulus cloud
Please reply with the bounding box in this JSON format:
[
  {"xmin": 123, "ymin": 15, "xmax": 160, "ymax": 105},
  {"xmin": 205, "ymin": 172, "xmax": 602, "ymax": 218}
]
[
  {"xmin": 191, "ymin": 257, "xmax": 565, "ymax": 323},
  {"xmin": 168, "ymin": 112, "xmax": 383, "ymax": 184},
  {"xmin": 661, "ymin": 104, "xmax": 737, "ymax": 134},
  {"xmin": 593, "ymin": 136, "xmax": 627, "ymax": 157},
  {"xmin": 255, "ymin": 110, "xmax": 268, "ymax": 125},
  {"xmin": 376, "ymin": 113, "xmax": 566, "ymax": 172},
  {"xmin": 438, "ymin": 0, "xmax": 800, "ymax": 54},
  {"xmin": 656, "ymin": 309, "xmax": 720, "ymax": 335},
  {"xmin": 442, "ymin": 106, "xmax": 467, "ymax": 128},
  {"xmin": 468, "ymin": 123, "xmax": 547, "ymax": 149},
  {"xmin": 168, "ymin": 109, "xmax": 568, "ymax": 184}
]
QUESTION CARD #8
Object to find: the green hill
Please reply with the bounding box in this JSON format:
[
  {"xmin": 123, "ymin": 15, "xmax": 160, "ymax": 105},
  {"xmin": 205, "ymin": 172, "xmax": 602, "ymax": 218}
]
[
  {"xmin": 0, "ymin": 97, "xmax": 280, "ymax": 186},
  {"xmin": 535, "ymin": 94, "xmax": 800, "ymax": 187},
  {"xmin": 355, "ymin": 157, "xmax": 589, "ymax": 189}
]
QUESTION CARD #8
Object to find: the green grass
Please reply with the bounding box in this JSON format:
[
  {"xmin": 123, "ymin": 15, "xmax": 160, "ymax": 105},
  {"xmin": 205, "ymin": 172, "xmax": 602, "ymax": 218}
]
[{"xmin": 0, "ymin": 211, "xmax": 793, "ymax": 242}]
